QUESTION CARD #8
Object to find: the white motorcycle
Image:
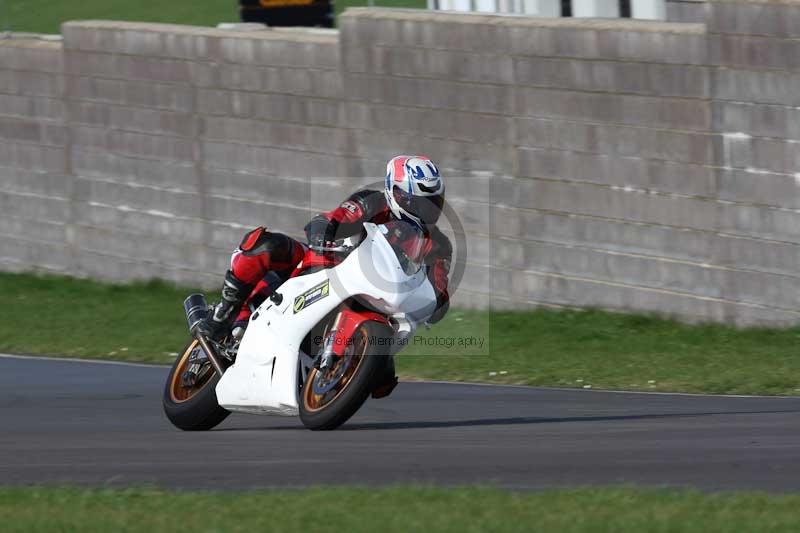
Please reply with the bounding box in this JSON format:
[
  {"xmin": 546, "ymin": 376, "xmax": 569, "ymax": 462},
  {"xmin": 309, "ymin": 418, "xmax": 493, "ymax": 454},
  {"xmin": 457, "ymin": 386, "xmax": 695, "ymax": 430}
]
[{"xmin": 163, "ymin": 221, "xmax": 437, "ymax": 431}]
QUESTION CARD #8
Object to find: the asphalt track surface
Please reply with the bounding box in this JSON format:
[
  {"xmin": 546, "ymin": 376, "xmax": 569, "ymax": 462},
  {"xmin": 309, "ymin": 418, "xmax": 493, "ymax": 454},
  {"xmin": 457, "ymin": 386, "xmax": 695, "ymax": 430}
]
[{"xmin": 2, "ymin": 355, "xmax": 800, "ymax": 491}]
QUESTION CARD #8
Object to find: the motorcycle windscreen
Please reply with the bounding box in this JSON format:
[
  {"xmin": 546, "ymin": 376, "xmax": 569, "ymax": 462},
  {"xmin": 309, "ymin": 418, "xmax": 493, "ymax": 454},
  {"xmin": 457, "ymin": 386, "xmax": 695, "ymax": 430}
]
[{"xmin": 381, "ymin": 220, "xmax": 426, "ymax": 276}]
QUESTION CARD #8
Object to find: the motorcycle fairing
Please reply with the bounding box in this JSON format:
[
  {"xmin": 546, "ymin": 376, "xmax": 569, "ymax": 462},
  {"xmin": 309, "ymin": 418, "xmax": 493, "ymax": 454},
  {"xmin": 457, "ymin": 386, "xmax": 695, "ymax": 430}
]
[{"xmin": 215, "ymin": 223, "xmax": 437, "ymax": 416}]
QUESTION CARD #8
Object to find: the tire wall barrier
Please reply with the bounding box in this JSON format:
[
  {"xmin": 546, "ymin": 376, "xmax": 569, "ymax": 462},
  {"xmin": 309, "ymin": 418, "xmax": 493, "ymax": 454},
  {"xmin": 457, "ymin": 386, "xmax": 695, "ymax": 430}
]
[{"xmin": 0, "ymin": 4, "xmax": 798, "ymax": 326}]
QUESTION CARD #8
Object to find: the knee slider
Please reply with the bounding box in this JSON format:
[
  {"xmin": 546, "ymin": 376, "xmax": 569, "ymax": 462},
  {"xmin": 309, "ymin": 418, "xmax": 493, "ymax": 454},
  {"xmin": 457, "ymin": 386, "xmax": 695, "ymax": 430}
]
[{"xmin": 239, "ymin": 227, "xmax": 268, "ymax": 255}]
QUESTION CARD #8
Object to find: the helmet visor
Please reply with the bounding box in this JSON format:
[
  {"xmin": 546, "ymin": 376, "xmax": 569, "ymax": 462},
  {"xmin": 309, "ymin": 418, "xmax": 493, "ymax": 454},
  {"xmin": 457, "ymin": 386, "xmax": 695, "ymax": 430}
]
[{"xmin": 394, "ymin": 186, "xmax": 445, "ymax": 226}]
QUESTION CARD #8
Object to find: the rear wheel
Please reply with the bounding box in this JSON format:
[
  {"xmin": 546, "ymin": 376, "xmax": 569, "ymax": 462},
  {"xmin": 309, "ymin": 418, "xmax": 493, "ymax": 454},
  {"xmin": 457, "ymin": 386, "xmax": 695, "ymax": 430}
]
[
  {"xmin": 299, "ymin": 321, "xmax": 392, "ymax": 430},
  {"xmin": 163, "ymin": 339, "xmax": 230, "ymax": 431}
]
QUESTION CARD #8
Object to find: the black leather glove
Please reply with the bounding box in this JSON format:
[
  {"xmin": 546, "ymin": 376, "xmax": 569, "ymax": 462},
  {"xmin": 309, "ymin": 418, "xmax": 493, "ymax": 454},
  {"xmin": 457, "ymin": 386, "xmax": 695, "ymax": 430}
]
[{"xmin": 305, "ymin": 217, "xmax": 335, "ymax": 249}]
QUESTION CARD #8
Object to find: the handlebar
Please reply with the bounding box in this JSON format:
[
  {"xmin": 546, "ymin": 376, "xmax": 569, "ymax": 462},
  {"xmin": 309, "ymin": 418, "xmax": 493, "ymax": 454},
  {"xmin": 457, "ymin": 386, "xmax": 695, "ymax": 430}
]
[
  {"xmin": 308, "ymin": 244, "xmax": 352, "ymax": 253},
  {"xmin": 308, "ymin": 237, "xmax": 357, "ymax": 254}
]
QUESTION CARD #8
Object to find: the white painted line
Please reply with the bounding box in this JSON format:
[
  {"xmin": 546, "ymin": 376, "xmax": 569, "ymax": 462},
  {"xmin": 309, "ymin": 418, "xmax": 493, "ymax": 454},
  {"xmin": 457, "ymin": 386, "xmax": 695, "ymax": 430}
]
[{"xmin": 0, "ymin": 353, "xmax": 168, "ymax": 369}]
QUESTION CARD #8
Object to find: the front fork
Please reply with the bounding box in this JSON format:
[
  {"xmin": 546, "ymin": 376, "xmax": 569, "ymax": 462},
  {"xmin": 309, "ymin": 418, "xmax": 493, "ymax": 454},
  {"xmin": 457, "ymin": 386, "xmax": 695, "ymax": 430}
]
[
  {"xmin": 317, "ymin": 311, "xmax": 343, "ymax": 371},
  {"xmin": 315, "ymin": 304, "xmax": 394, "ymax": 371},
  {"xmin": 195, "ymin": 334, "xmax": 227, "ymax": 377}
]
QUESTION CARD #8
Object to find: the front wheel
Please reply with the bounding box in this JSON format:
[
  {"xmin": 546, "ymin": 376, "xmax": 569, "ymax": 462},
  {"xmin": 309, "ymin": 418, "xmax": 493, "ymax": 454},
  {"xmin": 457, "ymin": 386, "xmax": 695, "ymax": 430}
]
[
  {"xmin": 299, "ymin": 321, "xmax": 392, "ymax": 430},
  {"xmin": 163, "ymin": 339, "xmax": 230, "ymax": 431}
]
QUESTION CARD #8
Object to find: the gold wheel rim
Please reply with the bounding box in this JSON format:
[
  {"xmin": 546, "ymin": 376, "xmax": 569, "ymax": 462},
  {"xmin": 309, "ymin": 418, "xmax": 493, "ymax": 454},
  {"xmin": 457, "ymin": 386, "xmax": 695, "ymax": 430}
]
[
  {"xmin": 302, "ymin": 326, "xmax": 369, "ymax": 413},
  {"xmin": 169, "ymin": 339, "xmax": 215, "ymax": 404}
]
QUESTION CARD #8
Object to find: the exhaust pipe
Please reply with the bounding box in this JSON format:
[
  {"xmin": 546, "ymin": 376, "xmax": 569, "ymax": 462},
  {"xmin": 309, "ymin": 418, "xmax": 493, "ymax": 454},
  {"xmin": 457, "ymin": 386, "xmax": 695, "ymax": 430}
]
[
  {"xmin": 183, "ymin": 294, "xmax": 226, "ymax": 377},
  {"xmin": 183, "ymin": 293, "xmax": 210, "ymax": 333}
]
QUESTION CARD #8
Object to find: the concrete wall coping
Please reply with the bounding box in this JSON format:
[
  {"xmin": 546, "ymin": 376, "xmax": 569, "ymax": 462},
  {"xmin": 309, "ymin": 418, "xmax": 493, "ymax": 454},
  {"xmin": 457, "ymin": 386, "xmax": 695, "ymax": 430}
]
[
  {"xmin": 341, "ymin": 8, "xmax": 707, "ymax": 34},
  {"xmin": 60, "ymin": 20, "xmax": 340, "ymax": 44},
  {"xmin": 0, "ymin": 35, "xmax": 63, "ymax": 49}
]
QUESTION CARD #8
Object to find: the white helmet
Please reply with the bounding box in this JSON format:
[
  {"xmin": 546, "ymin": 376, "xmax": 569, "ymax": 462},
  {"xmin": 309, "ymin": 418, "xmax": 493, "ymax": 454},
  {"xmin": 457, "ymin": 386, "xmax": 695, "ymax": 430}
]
[{"xmin": 384, "ymin": 155, "xmax": 445, "ymax": 229}]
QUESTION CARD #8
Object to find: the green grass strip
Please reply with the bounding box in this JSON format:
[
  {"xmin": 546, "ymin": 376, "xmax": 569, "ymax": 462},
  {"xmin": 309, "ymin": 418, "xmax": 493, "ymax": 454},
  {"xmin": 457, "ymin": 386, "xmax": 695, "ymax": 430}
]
[
  {"xmin": 1, "ymin": 486, "xmax": 800, "ymax": 532},
  {"xmin": 1, "ymin": 272, "xmax": 799, "ymax": 395},
  {"xmin": 3, "ymin": 0, "xmax": 425, "ymax": 35}
]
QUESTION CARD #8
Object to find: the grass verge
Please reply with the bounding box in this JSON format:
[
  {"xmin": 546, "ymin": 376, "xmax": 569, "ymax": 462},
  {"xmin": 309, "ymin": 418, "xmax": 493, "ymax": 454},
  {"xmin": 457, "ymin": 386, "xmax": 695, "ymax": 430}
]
[
  {"xmin": 2, "ymin": 0, "xmax": 424, "ymax": 35},
  {"xmin": 2, "ymin": 486, "xmax": 800, "ymax": 532},
  {"xmin": 1, "ymin": 272, "xmax": 799, "ymax": 395}
]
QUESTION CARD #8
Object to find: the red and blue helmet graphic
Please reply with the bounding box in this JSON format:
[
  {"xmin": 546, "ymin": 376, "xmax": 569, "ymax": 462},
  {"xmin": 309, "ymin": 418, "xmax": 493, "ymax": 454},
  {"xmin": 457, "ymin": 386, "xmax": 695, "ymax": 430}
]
[{"xmin": 385, "ymin": 155, "xmax": 445, "ymax": 228}]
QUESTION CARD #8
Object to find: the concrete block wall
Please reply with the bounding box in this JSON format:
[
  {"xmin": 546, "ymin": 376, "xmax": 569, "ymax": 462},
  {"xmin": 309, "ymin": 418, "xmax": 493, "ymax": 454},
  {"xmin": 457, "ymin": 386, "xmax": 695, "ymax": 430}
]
[
  {"xmin": 706, "ymin": 0, "xmax": 800, "ymax": 324},
  {"xmin": 0, "ymin": 6, "xmax": 798, "ymax": 326},
  {"xmin": 664, "ymin": 0, "xmax": 800, "ymax": 324},
  {"xmin": 59, "ymin": 22, "xmax": 343, "ymax": 287},
  {"xmin": 340, "ymin": 9, "xmax": 800, "ymax": 325},
  {"xmin": 0, "ymin": 38, "xmax": 70, "ymax": 275}
]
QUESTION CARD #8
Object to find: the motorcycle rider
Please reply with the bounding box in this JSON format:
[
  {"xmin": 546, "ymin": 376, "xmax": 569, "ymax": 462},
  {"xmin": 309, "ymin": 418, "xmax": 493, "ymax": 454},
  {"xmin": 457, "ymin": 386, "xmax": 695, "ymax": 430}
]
[{"xmin": 198, "ymin": 155, "xmax": 452, "ymax": 394}]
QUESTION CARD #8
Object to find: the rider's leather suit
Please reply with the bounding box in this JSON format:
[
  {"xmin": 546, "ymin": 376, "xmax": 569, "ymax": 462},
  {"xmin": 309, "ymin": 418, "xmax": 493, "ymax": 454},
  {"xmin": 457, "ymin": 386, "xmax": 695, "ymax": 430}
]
[{"xmin": 229, "ymin": 188, "xmax": 452, "ymax": 326}]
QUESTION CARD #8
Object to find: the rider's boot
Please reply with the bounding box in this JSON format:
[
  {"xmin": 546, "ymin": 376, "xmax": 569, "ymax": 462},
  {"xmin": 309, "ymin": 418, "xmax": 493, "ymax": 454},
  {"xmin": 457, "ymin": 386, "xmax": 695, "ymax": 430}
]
[
  {"xmin": 371, "ymin": 355, "xmax": 398, "ymax": 399},
  {"xmin": 197, "ymin": 270, "xmax": 254, "ymax": 340}
]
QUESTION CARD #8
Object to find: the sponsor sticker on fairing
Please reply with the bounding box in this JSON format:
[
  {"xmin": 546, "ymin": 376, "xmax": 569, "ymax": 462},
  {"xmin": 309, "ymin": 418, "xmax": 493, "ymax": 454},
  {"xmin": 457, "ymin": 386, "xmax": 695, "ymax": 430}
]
[{"xmin": 293, "ymin": 279, "xmax": 331, "ymax": 313}]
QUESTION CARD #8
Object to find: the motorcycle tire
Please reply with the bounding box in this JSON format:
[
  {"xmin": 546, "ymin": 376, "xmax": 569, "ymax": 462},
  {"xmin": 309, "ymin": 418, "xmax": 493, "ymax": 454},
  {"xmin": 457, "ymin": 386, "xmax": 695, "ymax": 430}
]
[
  {"xmin": 299, "ymin": 321, "xmax": 392, "ymax": 430},
  {"xmin": 163, "ymin": 339, "xmax": 230, "ymax": 431}
]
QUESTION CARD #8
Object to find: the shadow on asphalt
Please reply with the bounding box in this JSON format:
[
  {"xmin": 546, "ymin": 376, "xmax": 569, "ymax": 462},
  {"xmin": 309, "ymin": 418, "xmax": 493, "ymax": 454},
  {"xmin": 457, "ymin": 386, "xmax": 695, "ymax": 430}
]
[{"xmin": 215, "ymin": 408, "xmax": 800, "ymax": 432}]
